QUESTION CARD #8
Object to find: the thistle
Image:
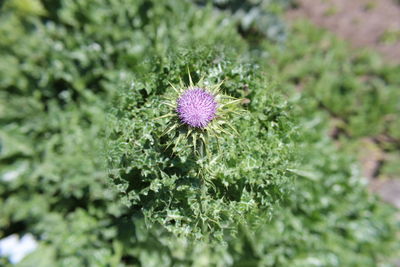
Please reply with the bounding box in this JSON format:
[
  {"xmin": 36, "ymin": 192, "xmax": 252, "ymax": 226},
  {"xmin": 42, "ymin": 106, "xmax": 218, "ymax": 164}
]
[
  {"xmin": 159, "ymin": 71, "xmax": 242, "ymax": 157},
  {"xmin": 177, "ymin": 88, "xmax": 217, "ymax": 128}
]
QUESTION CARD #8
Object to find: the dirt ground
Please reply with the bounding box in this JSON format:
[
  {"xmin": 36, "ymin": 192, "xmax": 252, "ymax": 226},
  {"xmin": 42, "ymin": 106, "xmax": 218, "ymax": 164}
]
[{"xmin": 287, "ymin": 0, "xmax": 400, "ymax": 64}]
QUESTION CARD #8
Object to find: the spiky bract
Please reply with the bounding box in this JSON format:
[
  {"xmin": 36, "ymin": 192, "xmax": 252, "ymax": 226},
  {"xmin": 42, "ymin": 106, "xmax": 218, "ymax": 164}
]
[{"xmin": 159, "ymin": 71, "xmax": 242, "ymax": 156}]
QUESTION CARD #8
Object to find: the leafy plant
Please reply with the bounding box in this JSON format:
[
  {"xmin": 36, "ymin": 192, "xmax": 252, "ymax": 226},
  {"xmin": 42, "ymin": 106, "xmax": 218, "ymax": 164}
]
[
  {"xmin": 0, "ymin": 1, "xmax": 398, "ymax": 266},
  {"xmin": 107, "ymin": 51, "xmax": 295, "ymax": 240}
]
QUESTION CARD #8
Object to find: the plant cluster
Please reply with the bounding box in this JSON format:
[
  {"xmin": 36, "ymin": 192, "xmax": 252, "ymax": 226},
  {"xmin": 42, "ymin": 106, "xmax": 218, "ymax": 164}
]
[
  {"xmin": 107, "ymin": 53, "xmax": 295, "ymax": 240},
  {"xmin": 0, "ymin": 0, "xmax": 398, "ymax": 266},
  {"xmin": 264, "ymin": 20, "xmax": 400, "ymax": 179}
]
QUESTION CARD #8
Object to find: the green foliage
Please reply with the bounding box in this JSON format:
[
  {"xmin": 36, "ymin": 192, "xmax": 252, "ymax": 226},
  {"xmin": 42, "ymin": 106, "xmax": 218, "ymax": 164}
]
[
  {"xmin": 249, "ymin": 109, "xmax": 398, "ymax": 266},
  {"xmin": 107, "ymin": 52, "xmax": 295, "ymax": 239},
  {"xmin": 263, "ymin": 20, "xmax": 400, "ymax": 190},
  {"xmin": 0, "ymin": 1, "xmax": 398, "ymax": 267},
  {"xmin": 192, "ymin": 0, "xmax": 292, "ymax": 43},
  {"xmin": 265, "ymin": 21, "xmax": 400, "ymax": 141}
]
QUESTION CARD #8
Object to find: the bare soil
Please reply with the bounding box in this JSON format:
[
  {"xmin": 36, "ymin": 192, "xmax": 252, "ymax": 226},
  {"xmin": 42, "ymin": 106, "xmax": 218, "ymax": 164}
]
[{"xmin": 287, "ymin": 0, "xmax": 400, "ymax": 64}]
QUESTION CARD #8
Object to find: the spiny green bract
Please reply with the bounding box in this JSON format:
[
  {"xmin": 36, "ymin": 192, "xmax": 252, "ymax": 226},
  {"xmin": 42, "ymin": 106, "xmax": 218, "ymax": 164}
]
[
  {"xmin": 159, "ymin": 71, "xmax": 243, "ymax": 157},
  {"xmin": 107, "ymin": 52, "xmax": 295, "ymax": 239}
]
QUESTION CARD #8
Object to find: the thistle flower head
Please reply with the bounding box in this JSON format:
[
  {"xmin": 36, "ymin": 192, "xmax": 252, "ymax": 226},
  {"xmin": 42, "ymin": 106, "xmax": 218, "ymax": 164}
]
[
  {"xmin": 177, "ymin": 88, "xmax": 217, "ymax": 128},
  {"xmin": 158, "ymin": 70, "xmax": 242, "ymax": 156}
]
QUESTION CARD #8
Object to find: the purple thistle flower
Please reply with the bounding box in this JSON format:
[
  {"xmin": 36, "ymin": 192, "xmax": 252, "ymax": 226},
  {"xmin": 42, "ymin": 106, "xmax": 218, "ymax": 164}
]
[{"xmin": 177, "ymin": 88, "xmax": 218, "ymax": 128}]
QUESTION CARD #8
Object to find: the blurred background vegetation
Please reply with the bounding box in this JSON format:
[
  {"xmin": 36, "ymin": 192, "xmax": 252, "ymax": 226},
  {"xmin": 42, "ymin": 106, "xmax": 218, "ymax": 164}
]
[{"xmin": 0, "ymin": 0, "xmax": 399, "ymax": 266}]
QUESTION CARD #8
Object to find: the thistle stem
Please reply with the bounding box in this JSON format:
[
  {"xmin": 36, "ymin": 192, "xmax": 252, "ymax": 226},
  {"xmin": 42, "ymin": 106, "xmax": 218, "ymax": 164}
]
[{"xmin": 198, "ymin": 140, "xmax": 208, "ymax": 235}]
